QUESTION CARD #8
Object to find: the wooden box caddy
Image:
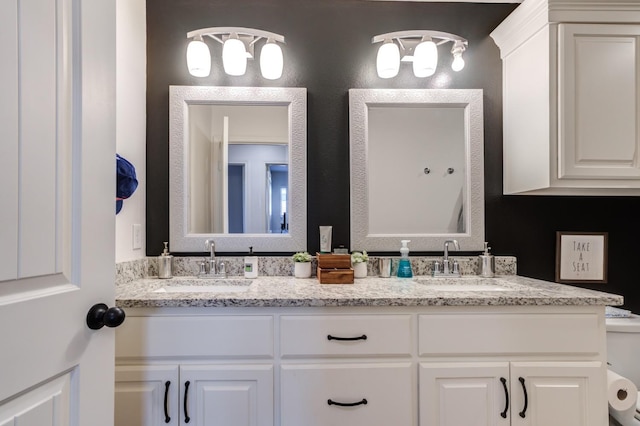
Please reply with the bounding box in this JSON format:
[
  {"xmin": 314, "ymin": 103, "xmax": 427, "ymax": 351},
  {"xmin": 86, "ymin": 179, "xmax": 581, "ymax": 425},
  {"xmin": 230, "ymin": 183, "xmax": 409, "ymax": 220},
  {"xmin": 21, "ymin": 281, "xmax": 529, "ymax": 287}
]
[{"xmin": 316, "ymin": 253, "xmax": 354, "ymax": 284}]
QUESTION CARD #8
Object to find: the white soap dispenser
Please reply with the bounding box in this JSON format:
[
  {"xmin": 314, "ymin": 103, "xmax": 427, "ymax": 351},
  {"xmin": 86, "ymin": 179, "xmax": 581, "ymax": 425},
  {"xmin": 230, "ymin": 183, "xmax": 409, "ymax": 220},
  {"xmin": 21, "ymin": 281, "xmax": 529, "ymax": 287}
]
[
  {"xmin": 244, "ymin": 246, "xmax": 259, "ymax": 279},
  {"xmin": 479, "ymin": 242, "xmax": 495, "ymax": 278}
]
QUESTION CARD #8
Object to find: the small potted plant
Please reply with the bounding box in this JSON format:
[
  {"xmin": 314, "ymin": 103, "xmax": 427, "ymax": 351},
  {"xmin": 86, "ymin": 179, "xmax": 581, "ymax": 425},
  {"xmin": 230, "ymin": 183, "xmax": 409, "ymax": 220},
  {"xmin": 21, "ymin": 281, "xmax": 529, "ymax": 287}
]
[
  {"xmin": 351, "ymin": 251, "xmax": 368, "ymax": 278},
  {"xmin": 292, "ymin": 251, "xmax": 313, "ymax": 278}
]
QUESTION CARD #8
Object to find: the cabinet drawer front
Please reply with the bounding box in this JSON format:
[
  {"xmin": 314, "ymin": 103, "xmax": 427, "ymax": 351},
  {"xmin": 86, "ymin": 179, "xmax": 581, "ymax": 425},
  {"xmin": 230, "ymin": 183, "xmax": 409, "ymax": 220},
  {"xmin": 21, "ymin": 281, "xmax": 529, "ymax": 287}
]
[
  {"xmin": 419, "ymin": 313, "xmax": 600, "ymax": 356},
  {"xmin": 116, "ymin": 316, "xmax": 273, "ymax": 358},
  {"xmin": 281, "ymin": 363, "xmax": 415, "ymax": 426},
  {"xmin": 280, "ymin": 315, "xmax": 412, "ymax": 357}
]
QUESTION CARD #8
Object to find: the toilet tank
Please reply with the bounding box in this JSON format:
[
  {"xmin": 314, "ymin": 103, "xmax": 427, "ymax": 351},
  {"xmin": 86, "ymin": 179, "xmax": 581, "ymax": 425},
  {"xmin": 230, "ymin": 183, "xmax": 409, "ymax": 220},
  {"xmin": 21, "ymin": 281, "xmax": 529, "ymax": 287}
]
[{"xmin": 607, "ymin": 314, "xmax": 640, "ymax": 388}]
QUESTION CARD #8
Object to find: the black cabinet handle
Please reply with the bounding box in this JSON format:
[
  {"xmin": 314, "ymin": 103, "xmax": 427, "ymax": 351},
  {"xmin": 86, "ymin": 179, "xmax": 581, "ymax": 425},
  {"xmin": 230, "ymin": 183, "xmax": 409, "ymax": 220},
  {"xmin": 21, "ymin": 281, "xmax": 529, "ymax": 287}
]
[
  {"xmin": 184, "ymin": 381, "xmax": 191, "ymax": 423},
  {"xmin": 500, "ymin": 377, "xmax": 509, "ymax": 419},
  {"xmin": 164, "ymin": 381, "xmax": 171, "ymax": 423},
  {"xmin": 327, "ymin": 398, "xmax": 368, "ymax": 407},
  {"xmin": 327, "ymin": 334, "xmax": 367, "ymax": 341},
  {"xmin": 518, "ymin": 377, "xmax": 528, "ymax": 418}
]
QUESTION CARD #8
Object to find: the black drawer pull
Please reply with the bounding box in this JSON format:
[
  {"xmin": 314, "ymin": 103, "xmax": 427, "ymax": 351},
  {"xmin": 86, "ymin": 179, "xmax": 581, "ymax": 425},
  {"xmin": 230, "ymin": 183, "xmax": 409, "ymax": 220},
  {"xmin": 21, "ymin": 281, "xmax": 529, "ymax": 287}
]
[
  {"xmin": 164, "ymin": 381, "xmax": 171, "ymax": 423},
  {"xmin": 500, "ymin": 377, "xmax": 509, "ymax": 419},
  {"xmin": 184, "ymin": 380, "xmax": 191, "ymax": 423},
  {"xmin": 327, "ymin": 334, "xmax": 367, "ymax": 341},
  {"xmin": 518, "ymin": 377, "xmax": 528, "ymax": 418},
  {"xmin": 328, "ymin": 398, "xmax": 368, "ymax": 407}
]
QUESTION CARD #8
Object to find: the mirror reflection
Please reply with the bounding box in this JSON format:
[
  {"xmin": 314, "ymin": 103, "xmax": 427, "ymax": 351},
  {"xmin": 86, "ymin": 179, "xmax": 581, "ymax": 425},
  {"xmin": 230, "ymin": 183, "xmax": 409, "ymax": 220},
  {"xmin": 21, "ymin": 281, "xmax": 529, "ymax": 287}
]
[
  {"xmin": 368, "ymin": 105, "xmax": 465, "ymax": 234},
  {"xmin": 188, "ymin": 104, "xmax": 289, "ymax": 234},
  {"xmin": 349, "ymin": 89, "xmax": 484, "ymax": 252},
  {"xmin": 169, "ymin": 86, "xmax": 307, "ymax": 253}
]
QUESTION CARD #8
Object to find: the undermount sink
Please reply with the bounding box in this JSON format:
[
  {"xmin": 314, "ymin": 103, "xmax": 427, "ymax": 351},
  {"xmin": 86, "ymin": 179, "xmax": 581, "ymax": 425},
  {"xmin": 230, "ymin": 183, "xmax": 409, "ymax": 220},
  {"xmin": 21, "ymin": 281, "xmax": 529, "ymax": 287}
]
[
  {"xmin": 412, "ymin": 277, "xmax": 519, "ymax": 292},
  {"xmin": 153, "ymin": 278, "xmax": 252, "ymax": 294}
]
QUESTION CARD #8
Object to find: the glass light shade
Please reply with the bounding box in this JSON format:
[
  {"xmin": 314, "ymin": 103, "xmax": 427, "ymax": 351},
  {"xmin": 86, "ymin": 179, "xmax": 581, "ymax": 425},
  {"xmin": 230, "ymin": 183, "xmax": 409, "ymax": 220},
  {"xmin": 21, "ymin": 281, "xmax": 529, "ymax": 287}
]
[
  {"xmin": 222, "ymin": 37, "xmax": 247, "ymax": 76},
  {"xmin": 260, "ymin": 41, "xmax": 283, "ymax": 80},
  {"xmin": 376, "ymin": 42, "xmax": 400, "ymax": 79},
  {"xmin": 413, "ymin": 40, "xmax": 438, "ymax": 78},
  {"xmin": 186, "ymin": 39, "xmax": 211, "ymax": 77},
  {"xmin": 452, "ymin": 53, "xmax": 465, "ymax": 72}
]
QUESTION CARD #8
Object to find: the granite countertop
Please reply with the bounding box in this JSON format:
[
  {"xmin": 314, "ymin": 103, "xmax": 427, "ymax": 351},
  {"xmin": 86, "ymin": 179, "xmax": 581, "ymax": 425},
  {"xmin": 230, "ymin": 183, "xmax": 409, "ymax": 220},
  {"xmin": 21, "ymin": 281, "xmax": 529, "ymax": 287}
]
[{"xmin": 116, "ymin": 274, "xmax": 623, "ymax": 308}]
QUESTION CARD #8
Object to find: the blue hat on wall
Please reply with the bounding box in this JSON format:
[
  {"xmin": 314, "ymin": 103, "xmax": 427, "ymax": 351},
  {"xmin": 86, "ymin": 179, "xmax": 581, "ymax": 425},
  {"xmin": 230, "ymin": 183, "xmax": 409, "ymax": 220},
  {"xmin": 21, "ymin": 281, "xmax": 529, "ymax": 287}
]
[{"xmin": 116, "ymin": 154, "xmax": 138, "ymax": 214}]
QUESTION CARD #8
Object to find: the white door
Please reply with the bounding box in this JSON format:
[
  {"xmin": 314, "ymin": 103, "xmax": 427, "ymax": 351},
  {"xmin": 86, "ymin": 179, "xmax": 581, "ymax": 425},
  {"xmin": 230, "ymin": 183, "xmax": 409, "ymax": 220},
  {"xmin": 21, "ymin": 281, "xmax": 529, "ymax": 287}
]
[
  {"xmin": 115, "ymin": 365, "xmax": 180, "ymax": 426},
  {"xmin": 558, "ymin": 23, "xmax": 640, "ymax": 180},
  {"xmin": 419, "ymin": 362, "xmax": 510, "ymax": 426},
  {"xmin": 0, "ymin": 0, "xmax": 116, "ymax": 425},
  {"xmin": 510, "ymin": 362, "xmax": 606, "ymax": 426},
  {"xmin": 180, "ymin": 364, "xmax": 274, "ymax": 426}
]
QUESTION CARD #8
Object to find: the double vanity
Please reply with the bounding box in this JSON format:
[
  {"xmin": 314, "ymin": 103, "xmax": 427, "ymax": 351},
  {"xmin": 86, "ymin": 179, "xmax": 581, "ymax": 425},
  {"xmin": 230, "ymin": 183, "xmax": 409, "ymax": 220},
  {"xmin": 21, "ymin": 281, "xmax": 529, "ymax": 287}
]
[
  {"xmin": 115, "ymin": 265, "xmax": 622, "ymax": 426},
  {"xmin": 127, "ymin": 1, "xmax": 639, "ymax": 424}
]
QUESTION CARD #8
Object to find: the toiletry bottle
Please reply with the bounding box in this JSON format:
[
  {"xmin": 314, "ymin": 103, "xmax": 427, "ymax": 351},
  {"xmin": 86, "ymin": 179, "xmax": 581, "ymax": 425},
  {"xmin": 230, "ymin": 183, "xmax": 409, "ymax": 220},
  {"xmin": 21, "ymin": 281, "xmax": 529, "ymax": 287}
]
[
  {"xmin": 479, "ymin": 242, "xmax": 495, "ymax": 278},
  {"xmin": 244, "ymin": 246, "xmax": 259, "ymax": 279},
  {"xmin": 397, "ymin": 240, "xmax": 413, "ymax": 278},
  {"xmin": 158, "ymin": 242, "xmax": 173, "ymax": 279}
]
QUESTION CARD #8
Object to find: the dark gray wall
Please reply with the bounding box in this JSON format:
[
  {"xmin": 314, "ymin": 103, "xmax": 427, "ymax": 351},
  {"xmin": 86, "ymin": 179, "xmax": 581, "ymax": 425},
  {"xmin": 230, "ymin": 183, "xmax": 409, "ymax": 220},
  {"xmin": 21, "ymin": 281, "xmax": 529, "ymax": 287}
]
[{"xmin": 146, "ymin": 0, "xmax": 640, "ymax": 312}]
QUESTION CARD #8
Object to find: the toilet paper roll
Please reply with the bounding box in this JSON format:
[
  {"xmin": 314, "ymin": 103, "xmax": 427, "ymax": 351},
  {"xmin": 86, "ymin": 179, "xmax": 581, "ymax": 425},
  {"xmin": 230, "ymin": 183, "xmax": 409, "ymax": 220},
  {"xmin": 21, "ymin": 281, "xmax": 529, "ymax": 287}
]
[
  {"xmin": 609, "ymin": 370, "xmax": 638, "ymax": 412},
  {"xmin": 608, "ymin": 369, "xmax": 640, "ymax": 426}
]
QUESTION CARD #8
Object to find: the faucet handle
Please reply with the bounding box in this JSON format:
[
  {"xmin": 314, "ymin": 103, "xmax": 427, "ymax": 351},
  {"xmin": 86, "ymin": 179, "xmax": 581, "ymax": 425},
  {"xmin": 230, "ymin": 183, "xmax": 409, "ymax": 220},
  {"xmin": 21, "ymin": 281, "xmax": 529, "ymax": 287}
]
[
  {"xmin": 218, "ymin": 261, "xmax": 226, "ymax": 274},
  {"xmin": 433, "ymin": 260, "xmax": 441, "ymax": 274},
  {"xmin": 452, "ymin": 259, "xmax": 460, "ymax": 274},
  {"xmin": 199, "ymin": 261, "xmax": 207, "ymax": 275}
]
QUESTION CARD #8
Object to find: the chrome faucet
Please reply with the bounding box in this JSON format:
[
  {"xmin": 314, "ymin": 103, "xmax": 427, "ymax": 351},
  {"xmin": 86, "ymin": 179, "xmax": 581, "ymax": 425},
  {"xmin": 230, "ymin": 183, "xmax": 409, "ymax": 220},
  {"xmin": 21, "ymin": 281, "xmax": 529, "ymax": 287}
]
[
  {"xmin": 200, "ymin": 239, "xmax": 226, "ymax": 278},
  {"xmin": 433, "ymin": 239, "xmax": 460, "ymax": 277}
]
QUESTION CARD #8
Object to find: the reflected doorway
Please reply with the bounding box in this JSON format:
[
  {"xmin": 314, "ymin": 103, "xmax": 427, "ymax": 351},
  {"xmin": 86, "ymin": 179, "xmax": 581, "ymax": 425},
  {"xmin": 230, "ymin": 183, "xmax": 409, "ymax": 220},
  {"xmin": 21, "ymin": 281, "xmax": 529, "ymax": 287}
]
[
  {"xmin": 266, "ymin": 164, "xmax": 288, "ymax": 233},
  {"xmin": 228, "ymin": 164, "xmax": 245, "ymax": 233}
]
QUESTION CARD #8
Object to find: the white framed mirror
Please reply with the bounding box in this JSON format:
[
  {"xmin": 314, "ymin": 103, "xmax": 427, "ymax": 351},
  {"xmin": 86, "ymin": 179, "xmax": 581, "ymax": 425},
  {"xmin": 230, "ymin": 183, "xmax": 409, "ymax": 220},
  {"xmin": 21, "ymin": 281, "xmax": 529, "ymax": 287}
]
[
  {"xmin": 349, "ymin": 89, "xmax": 484, "ymax": 252},
  {"xmin": 169, "ymin": 86, "xmax": 307, "ymax": 252}
]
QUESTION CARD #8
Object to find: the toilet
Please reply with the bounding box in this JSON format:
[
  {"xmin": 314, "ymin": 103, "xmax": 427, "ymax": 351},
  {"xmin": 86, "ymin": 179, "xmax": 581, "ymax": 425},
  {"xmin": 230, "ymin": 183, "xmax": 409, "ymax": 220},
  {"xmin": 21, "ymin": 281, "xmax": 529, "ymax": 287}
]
[{"xmin": 607, "ymin": 314, "xmax": 640, "ymax": 389}]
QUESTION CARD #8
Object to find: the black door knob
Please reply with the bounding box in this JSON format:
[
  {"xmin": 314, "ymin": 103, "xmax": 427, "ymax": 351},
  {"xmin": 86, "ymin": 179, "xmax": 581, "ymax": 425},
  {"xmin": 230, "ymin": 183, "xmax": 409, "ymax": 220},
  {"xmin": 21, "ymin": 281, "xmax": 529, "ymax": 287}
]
[{"xmin": 86, "ymin": 303, "xmax": 126, "ymax": 330}]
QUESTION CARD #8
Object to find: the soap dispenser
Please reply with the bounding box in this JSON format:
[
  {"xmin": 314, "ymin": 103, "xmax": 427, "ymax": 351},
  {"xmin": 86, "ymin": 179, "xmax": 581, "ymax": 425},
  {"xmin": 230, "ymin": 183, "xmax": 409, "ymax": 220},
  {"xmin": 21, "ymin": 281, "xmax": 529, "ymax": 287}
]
[
  {"xmin": 479, "ymin": 242, "xmax": 495, "ymax": 278},
  {"xmin": 158, "ymin": 242, "xmax": 173, "ymax": 279},
  {"xmin": 244, "ymin": 246, "xmax": 259, "ymax": 279},
  {"xmin": 397, "ymin": 240, "xmax": 413, "ymax": 278}
]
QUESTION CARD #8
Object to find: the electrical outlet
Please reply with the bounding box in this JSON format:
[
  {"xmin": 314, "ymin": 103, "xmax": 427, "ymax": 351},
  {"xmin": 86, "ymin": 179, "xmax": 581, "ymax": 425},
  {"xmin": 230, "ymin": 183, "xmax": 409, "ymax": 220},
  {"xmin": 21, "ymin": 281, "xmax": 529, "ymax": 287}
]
[{"xmin": 132, "ymin": 224, "xmax": 142, "ymax": 250}]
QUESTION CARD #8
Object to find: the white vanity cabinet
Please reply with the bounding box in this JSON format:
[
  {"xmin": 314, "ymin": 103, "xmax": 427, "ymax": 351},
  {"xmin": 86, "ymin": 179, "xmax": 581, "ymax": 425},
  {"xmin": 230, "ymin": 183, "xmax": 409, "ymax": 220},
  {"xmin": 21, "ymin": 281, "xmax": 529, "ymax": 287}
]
[
  {"xmin": 418, "ymin": 310, "xmax": 606, "ymax": 426},
  {"xmin": 114, "ymin": 314, "xmax": 275, "ymax": 426},
  {"xmin": 115, "ymin": 365, "xmax": 179, "ymax": 426},
  {"xmin": 420, "ymin": 362, "xmax": 603, "ymax": 426},
  {"xmin": 279, "ymin": 314, "xmax": 416, "ymax": 425},
  {"xmin": 115, "ymin": 305, "xmax": 607, "ymax": 426},
  {"xmin": 491, "ymin": 0, "xmax": 640, "ymax": 195}
]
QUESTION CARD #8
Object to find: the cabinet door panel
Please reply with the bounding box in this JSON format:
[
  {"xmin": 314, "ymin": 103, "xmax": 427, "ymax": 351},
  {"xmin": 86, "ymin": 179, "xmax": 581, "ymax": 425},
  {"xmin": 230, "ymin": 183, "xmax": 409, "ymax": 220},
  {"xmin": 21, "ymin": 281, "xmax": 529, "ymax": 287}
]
[
  {"xmin": 281, "ymin": 363, "xmax": 415, "ymax": 426},
  {"xmin": 419, "ymin": 362, "xmax": 510, "ymax": 426},
  {"xmin": 180, "ymin": 364, "xmax": 273, "ymax": 426},
  {"xmin": 115, "ymin": 365, "xmax": 179, "ymax": 426},
  {"xmin": 510, "ymin": 362, "xmax": 605, "ymax": 426},
  {"xmin": 559, "ymin": 24, "xmax": 640, "ymax": 180}
]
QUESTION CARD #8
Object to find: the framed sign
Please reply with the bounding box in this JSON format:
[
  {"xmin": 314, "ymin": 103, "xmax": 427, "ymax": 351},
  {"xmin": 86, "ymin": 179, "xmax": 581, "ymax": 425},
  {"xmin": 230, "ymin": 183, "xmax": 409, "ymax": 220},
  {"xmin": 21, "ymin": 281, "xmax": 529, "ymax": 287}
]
[{"xmin": 555, "ymin": 232, "xmax": 608, "ymax": 283}]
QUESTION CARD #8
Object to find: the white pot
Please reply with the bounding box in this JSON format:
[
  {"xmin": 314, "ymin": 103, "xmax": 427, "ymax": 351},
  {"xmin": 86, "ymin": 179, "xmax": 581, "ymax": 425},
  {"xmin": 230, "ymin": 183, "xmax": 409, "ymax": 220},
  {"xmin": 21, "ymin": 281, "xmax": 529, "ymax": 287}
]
[
  {"xmin": 294, "ymin": 262, "xmax": 312, "ymax": 278},
  {"xmin": 353, "ymin": 262, "xmax": 368, "ymax": 278}
]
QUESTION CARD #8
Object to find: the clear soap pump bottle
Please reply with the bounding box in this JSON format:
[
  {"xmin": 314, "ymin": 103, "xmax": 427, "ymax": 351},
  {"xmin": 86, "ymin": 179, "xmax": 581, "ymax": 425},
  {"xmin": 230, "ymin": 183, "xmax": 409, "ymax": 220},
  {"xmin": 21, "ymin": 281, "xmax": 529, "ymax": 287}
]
[{"xmin": 397, "ymin": 240, "xmax": 413, "ymax": 278}]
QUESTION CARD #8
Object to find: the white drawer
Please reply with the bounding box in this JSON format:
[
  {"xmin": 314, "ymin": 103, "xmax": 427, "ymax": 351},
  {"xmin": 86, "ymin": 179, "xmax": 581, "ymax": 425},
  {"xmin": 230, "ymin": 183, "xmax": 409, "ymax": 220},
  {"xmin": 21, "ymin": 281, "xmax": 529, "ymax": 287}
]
[
  {"xmin": 280, "ymin": 315, "xmax": 412, "ymax": 357},
  {"xmin": 281, "ymin": 363, "xmax": 415, "ymax": 426},
  {"xmin": 115, "ymin": 315, "xmax": 274, "ymax": 358},
  {"xmin": 419, "ymin": 312, "xmax": 601, "ymax": 356}
]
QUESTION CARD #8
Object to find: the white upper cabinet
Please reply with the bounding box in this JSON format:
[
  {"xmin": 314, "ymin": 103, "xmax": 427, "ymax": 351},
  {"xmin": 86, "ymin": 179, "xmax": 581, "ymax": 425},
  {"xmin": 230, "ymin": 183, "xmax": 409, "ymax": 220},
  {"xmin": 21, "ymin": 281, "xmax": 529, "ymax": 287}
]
[{"xmin": 491, "ymin": 0, "xmax": 640, "ymax": 195}]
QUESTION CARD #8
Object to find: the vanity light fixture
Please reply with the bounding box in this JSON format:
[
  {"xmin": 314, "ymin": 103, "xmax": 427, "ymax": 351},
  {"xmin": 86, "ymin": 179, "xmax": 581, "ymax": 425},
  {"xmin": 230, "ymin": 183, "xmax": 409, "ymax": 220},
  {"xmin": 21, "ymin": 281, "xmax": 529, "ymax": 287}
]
[
  {"xmin": 186, "ymin": 27, "xmax": 286, "ymax": 80},
  {"xmin": 372, "ymin": 30, "xmax": 468, "ymax": 79}
]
